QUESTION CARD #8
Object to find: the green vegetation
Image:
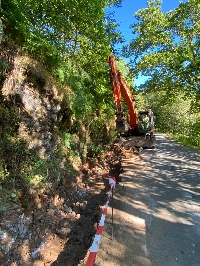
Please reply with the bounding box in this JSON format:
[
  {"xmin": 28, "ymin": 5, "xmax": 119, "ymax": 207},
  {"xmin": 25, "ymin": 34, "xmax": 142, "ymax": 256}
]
[
  {"xmin": 136, "ymin": 90, "xmax": 200, "ymax": 150},
  {"xmin": 0, "ymin": 0, "xmax": 122, "ymax": 209},
  {"xmin": 0, "ymin": 0, "xmax": 200, "ymax": 211},
  {"xmin": 124, "ymin": 0, "xmax": 200, "ymax": 151}
]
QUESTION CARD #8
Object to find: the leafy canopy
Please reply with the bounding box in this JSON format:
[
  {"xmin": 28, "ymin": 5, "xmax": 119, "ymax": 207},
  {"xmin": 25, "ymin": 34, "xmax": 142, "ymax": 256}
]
[{"xmin": 124, "ymin": 0, "xmax": 200, "ymax": 100}]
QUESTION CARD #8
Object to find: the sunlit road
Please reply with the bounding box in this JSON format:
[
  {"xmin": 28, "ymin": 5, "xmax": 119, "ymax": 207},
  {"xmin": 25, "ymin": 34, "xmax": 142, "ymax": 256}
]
[{"xmin": 94, "ymin": 134, "xmax": 200, "ymax": 266}]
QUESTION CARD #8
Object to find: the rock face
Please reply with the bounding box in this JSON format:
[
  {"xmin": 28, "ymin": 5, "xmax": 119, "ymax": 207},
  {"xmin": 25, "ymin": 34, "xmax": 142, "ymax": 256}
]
[
  {"xmin": 0, "ymin": 205, "xmax": 33, "ymax": 263},
  {"xmin": 2, "ymin": 55, "xmax": 61, "ymax": 158}
]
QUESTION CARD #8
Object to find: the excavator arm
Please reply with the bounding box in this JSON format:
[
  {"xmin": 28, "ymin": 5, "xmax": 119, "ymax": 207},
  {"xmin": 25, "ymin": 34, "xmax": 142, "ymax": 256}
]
[{"xmin": 108, "ymin": 55, "xmax": 138, "ymax": 132}]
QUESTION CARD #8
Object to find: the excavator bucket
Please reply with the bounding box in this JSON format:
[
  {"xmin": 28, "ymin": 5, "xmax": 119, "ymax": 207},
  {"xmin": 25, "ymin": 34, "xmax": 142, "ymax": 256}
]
[{"xmin": 123, "ymin": 135, "xmax": 156, "ymax": 149}]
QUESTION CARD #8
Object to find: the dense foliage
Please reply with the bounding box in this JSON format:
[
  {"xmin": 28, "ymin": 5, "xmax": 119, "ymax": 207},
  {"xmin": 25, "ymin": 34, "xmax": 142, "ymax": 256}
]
[
  {"xmin": 1, "ymin": 0, "xmax": 128, "ymax": 137},
  {"xmin": 1, "ymin": 0, "xmax": 200, "ymax": 208},
  {"xmin": 0, "ymin": 0, "xmax": 124, "ymax": 206},
  {"xmin": 136, "ymin": 90, "xmax": 200, "ymax": 149},
  {"xmin": 1, "ymin": 0, "xmax": 125, "ymax": 133},
  {"xmin": 124, "ymin": 0, "xmax": 200, "ymax": 150}
]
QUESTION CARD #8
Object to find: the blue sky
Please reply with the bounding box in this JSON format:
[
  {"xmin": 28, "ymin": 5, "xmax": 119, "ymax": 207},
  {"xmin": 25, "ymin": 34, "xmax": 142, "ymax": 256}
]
[{"xmin": 107, "ymin": 0, "xmax": 188, "ymax": 87}]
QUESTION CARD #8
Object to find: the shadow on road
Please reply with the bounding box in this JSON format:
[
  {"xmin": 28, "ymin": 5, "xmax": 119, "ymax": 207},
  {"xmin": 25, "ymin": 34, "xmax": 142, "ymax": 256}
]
[{"xmin": 94, "ymin": 134, "xmax": 200, "ymax": 266}]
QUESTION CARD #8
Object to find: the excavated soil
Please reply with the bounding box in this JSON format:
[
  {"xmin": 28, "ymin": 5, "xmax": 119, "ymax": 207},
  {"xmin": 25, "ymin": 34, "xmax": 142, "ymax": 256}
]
[{"xmin": 0, "ymin": 140, "xmax": 136, "ymax": 266}]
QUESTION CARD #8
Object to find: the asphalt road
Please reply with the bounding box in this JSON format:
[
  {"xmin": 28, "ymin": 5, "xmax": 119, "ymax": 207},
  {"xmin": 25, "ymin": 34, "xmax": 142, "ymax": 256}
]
[{"xmin": 93, "ymin": 134, "xmax": 200, "ymax": 266}]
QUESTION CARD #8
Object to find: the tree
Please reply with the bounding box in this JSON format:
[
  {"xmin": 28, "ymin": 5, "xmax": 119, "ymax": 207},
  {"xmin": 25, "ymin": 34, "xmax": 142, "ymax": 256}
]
[
  {"xmin": 136, "ymin": 89, "xmax": 200, "ymax": 149},
  {"xmin": 1, "ymin": 0, "xmax": 123, "ymax": 114},
  {"xmin": 124, "ymin": 0, "xmax": 200, "ymax": 100},
  {"xmin": 123, "ymin": 0, "xmax": 200, "ymax": 148}
]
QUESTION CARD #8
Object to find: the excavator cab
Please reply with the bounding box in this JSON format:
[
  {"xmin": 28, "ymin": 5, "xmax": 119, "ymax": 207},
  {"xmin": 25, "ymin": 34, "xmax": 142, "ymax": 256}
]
[{"xmin": 138, "ymin": 110, "xmax": 155, "ymax": 138}]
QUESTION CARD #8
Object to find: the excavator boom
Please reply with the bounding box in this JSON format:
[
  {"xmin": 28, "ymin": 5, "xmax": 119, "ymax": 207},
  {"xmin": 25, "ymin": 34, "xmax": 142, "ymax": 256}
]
[{"xmin": 108, "ymin": 55, "xmax": 138, "ymax": 131}]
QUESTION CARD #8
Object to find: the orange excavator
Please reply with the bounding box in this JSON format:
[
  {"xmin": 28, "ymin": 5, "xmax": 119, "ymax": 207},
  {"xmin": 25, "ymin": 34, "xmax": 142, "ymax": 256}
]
[{"xmin": 108, "ymin": 55, "xmax": 156, "ymax": 148}]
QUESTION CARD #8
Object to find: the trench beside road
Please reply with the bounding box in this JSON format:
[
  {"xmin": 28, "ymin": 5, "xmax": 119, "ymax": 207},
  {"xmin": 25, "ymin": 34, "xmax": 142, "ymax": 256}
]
[{"xmin": 91, "ymin": 134, "xmax": 200, "ymax": 266}]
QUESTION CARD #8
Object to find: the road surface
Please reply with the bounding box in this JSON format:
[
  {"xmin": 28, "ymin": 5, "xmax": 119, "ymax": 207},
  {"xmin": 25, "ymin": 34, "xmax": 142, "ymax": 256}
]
[{"xmin": 92, "ymin": 134, "xmax": 200, "ymax": 266}]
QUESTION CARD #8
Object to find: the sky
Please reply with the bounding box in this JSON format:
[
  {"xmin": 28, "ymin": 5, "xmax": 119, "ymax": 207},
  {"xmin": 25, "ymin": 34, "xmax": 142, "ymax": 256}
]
[{"xmin": 107, "ymin": 0, "xmax": 188, "ymax": 86}]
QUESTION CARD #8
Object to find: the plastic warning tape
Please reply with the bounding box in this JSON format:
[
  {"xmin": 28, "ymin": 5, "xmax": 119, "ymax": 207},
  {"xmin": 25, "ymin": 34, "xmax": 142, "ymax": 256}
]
[{"xmin": 85, "ymin": 176, "xmax": 116, "ymax": 266}]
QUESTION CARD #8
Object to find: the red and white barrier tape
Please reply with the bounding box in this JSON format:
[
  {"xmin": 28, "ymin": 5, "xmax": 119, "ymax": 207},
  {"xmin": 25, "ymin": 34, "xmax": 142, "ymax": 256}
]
[{"xmin": 86, "ymin": 176, "xmax": 116, "ymax": 266}]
